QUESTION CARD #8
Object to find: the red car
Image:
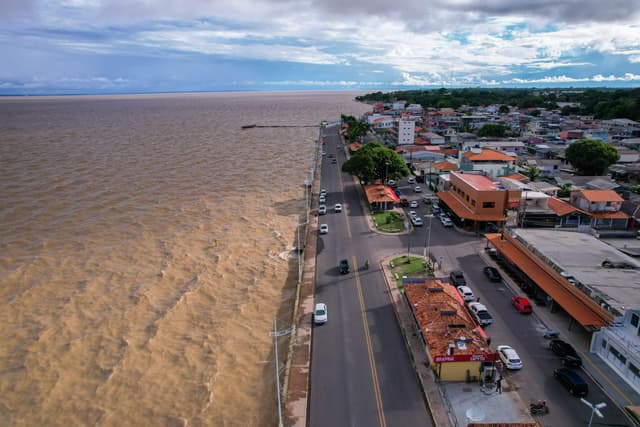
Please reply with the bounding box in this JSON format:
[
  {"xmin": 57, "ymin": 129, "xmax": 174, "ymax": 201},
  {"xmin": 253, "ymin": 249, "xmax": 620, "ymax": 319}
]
[{"xmin": 512, "ymin": 296, "xmax": 532, "ymax": 314}]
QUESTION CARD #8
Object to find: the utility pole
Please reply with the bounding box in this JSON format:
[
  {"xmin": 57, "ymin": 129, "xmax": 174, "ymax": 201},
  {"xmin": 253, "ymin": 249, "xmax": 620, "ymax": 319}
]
[{"xmin": 270, "ymin": 318, "xmax": 294, "ymax": 427}]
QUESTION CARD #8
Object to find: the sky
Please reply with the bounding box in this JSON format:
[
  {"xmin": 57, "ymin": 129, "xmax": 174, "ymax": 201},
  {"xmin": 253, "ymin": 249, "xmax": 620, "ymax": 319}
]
[{"xmin": 1, "ymin": 0, "xmax": 640, "ymax": 94}]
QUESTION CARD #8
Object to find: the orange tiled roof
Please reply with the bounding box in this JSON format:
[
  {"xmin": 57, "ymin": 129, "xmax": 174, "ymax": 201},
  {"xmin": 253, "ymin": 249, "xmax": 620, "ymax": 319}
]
[
  {"xmin": 486, "ymin": 233, "xmax": 612, "ymax": 329},
  {"xmin": 404, "ymin": 280, "xmax": 490, "ymax": 357},
  {"xmin": 364, "ymin": 184, "xmax": 399, "ymax": 203},
  {"xmin": 349, "ymin": 142, "xmax": 362, "ymax": 151},
  {"xmin": 414, "ymin": 137, "xmax": 428, "ymax": 145},
  {"xmin": 463, "ymin": 149, "xmax": 516, "ymax": 162},
  {"xmin": 504, "ymin": 173, "xmax": 529, "ymax": 182},
  {"xmin": 588, "ymin": 211, "xmax": 629, "ymax": 219},
  {"xmin": 579, "ymin": 189, "xmax": 624, "ymax": 203},
  {"xmin": 433, "ymin": 161, "xmax": 458, "ymax": 171},
  {"xmin": 438, "ymin": 191, "xmax": 505, "ymax": 221},
  {"xmin": 547, "ymin": 197, "xmax": 581, "ymax": 216}
]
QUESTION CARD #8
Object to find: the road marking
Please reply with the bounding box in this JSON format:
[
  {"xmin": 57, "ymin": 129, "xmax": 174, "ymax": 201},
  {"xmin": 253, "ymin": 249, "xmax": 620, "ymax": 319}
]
[
  {"xmin": 338, "ymin": 168, "xmax": 352, "ymax": 239},
  {"xmin": 353, "ymin": 256, "xmax": 387, "ymax": 427}
]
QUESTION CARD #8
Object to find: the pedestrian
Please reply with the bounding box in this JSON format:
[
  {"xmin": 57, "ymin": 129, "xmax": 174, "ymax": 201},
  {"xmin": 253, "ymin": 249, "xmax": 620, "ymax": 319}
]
[
  {"xmin": 496, "ymin": 376, "xmax": 502, "ymax": 394},
  {"xmin": 486, "ymin": 337, "xmax": 491, "ymax": 346},
  {"xmin": 476, "ymin": 297, "xmax": 481, "ymax": 302}
]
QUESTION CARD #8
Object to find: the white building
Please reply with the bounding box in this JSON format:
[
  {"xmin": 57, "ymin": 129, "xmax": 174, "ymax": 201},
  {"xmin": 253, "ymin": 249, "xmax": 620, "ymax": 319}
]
[{"xmin": 397, "ymin": 120, "xmax": 416, "ymax": 146}]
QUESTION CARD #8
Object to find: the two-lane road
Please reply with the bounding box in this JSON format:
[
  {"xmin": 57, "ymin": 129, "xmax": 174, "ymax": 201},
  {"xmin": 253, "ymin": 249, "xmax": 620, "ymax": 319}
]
[{"xmin": 309, "ymin": 127, "xmax": 432, "ymax": 427}]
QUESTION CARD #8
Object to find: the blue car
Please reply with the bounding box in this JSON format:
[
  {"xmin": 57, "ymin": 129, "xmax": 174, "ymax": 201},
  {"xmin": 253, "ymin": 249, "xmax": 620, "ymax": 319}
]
[{"xmin": 395, "ymin": 189, "xmax": 401, "ymax": 196}]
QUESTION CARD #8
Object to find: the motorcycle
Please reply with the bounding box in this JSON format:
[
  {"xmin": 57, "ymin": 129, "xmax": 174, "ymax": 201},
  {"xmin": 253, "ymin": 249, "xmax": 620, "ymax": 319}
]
[{"xmin": 529, "ymin": 400, "xmax": 549, "ymax": 415}]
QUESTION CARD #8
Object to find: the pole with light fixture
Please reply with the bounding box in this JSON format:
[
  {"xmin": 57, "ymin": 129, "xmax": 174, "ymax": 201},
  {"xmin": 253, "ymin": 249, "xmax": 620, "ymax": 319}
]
[
  {"xmin": 580, "ymin": 398, "xmax": 606, "ymax": 427},
  {"xmin": 423, "ymin": 214, "xmax": 434, "ymax": 271}
]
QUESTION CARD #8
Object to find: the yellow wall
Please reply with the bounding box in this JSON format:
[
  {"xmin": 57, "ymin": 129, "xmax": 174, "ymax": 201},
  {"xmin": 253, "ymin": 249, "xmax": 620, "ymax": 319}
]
[{"xmin": 437, "ymin": 361, "xmax": 483, "ymax": 381}]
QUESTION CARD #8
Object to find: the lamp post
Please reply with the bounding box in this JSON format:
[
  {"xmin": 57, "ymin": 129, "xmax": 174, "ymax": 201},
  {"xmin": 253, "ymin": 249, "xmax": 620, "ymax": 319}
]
[
  {"xmin": 270, "ymin": 318, "xmax": 293, "ymax": 427},
  {"xmin": 384, "ymin": 161, "xmax": 390, "ymax": 185},
  {"xmin": 580, "ymin": 398, "xmax": 606, "ymax": 427},
  {"xmin": 423, "ymin": 214, "xmax": 434, "ymax": 270}
]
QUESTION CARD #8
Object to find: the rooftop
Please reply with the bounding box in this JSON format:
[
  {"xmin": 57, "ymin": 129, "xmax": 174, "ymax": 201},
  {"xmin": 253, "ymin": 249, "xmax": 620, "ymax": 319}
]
[
  {"xmin": 578, "ymin": 189, "xmax": 625, "ymax": 203},
  {"xmin": 453, "ymin": 172, "xmax": 498, "ymax": 191},
  {"xmin": 463, "ymin": 149, "xmax": 516, "ymax": 162}
]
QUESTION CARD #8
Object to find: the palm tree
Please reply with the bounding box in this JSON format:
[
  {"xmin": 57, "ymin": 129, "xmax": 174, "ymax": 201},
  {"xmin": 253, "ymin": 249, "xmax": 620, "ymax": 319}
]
[
  {"xmin": 558, "ymin": 183, "xmax": 572, "ymax": 198},
  {"xmin": 526, "ymin": 165, "xmax": 540, "ymax": 182}
]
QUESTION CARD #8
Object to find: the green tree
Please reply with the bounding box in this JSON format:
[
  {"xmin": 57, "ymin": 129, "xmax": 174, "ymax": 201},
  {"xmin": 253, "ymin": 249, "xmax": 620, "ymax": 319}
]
[
  {"xmin": 526, "ymin": 165, "xmax": 540, "ymax": 182},
  {"xmin": 565, "ymin": 139, "xmax": 620, "ymax": 176},
  {"xmin": 477, "ymin": 124, "xmax": 507, "ymax": 137},
  {"xmin": 498, "ymin": 105, "xmax": 510, "ymax": 114},
  {"xmin": 557, "ymin": 183, "xmax": 573, "ymax": 198},
  {"xmin": 342, "ymin": 141, "xmax": 409, "ymax": 183}
]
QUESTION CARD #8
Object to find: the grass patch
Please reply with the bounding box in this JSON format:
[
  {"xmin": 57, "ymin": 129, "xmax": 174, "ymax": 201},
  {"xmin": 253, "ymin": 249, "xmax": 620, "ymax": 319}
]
[
  {"xmin": 372, "ymin": 210, "xmax": 404, "ymax": 232},
  {"xmin": 390, "ymin": 255, "xmax": 433, "ymax": 291}
]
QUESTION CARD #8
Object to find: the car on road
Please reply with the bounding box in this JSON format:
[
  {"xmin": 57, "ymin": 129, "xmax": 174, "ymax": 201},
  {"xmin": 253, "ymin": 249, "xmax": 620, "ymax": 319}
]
[
  {"xmin": 318, "ymin": 205, "xmax": 327, "ymax": 215},
  {"xmin": 554, "ymin": 367, "xmax": 588, "ymax": 396},
  {"xmin": 497, "ymin": 345, "xmax": 523, "ymax": 370},
  {"xmin": 408, "ymin": 177, "xmax": 416, "ymax": 184},
  {"xmin": 549, "ymin": 339, "xmax": 583, "ymax": 367},
  {"xmin": 320, "ymin": 188, "xmax": 327, "ymax": 196},
  {"xmin": 331, "ymin": 158, "xmax": 337, "ymax": 164},
  {"xmin": 334, "ymin": 203, "xmax": 342, "ymax": 213},
  {"xmin": 319, "ymin": 195, "xmax": 326, "ymax": 204},
  {"xmin": 422, "ymin": 195, "xmax": 433, "ymax": 204},
  {"xmin": 483, "ymin": 266, "xmax": 502, "ymax": 282},
  {"xmin": 339, "ymin": 259, "xmax": 350, "ymax": 274},
  {"xmin": 314, "ymin": 303, "xmax": 328, "ymax": 324},
  {"xmin": 414, "ymin": 186, "xmax": 422, "ymax": 193},
  {"xmin": 449, "ymin": 270, "xmax": 466, "ymax": 286},
  {"xmin": 319, "ymin": 224, "xmax": 329, "ymax": 234},
  {"xmin": 456, "ymin": 285, "xmax": 475, "ymax": 302},
  {"xmin": 408, "ymin": 210, "xmax": 417, "ymax": 218},
  {"xmin": 409, "ymin": 200, "xmax": 418, "ymax": 208},
  {"xmin": 440, "ymin": 216, "xmax": 453, "ymax": 227},
  {"xmin": 411, "ymin": 216, "xmax": 423, "ymax": 226},
  {"xmin": 512, "ymin": 296, "xmax": 533, "ymax": 314},
  {"xmin": 388, "ymin": 180, "xmax": 398, "ymax": 188},
  {"xmin": 467, "ymin": 302, "xmax": 493, "ymax": 326},
  {"xmin": 431, "ymin": 203, "xmax": 440, "ymax": 213},
  {"xmin": 400, "ymin": 198, "xmax": 410, "ymax": 207}
]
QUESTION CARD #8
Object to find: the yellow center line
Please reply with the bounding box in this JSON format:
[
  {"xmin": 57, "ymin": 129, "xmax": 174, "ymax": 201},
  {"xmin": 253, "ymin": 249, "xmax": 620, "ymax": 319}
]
[
  {"xmin": 583, "ymin": 352, "xmax": 633, "ymax": 405},
  {"xmin": 353, "ymin": 256, "xmax": 387, "ymax": 427}
]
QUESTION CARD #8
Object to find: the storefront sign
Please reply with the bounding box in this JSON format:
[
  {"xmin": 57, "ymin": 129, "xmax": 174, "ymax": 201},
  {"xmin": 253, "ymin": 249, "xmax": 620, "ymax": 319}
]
[{"xmin": 434, "ymin": 353, "xmax": 497, "ymax": 363}]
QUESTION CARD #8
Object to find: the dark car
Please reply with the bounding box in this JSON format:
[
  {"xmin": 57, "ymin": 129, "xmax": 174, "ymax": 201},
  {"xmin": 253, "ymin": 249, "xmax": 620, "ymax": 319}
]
[
  {"xmin": 550, "ymin": 339, "xmax": 583, "ymax": 367},
  {"xmin": 449, "ymin": 270, "xmax": 466, "ymax": 286},
  {"xmin": 400, "ymin": 198, "xmax": 410, "ymax": 207},
  {"xmin": 339, "ymin": 259, "xmax": 350, "ymax": 274},
  {"xmin": 483, "ymin": 266, "xmax": 502, "ymax": 282},
  {"xmin": 554, "ymin": 368, "xmax": 588, "ymax": 396}
]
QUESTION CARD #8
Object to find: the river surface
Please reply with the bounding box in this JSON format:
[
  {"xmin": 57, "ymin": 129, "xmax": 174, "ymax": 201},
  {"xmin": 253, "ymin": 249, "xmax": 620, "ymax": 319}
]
[{"xmin": 0, "ymin": 91, "xmax": 370, "ymax": 426}]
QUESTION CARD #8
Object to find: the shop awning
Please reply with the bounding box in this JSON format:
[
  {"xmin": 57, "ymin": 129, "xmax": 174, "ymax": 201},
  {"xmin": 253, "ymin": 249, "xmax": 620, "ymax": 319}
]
[{"xmin": 486, "ymin": 233, "xmax": 612, "ymax": 330}]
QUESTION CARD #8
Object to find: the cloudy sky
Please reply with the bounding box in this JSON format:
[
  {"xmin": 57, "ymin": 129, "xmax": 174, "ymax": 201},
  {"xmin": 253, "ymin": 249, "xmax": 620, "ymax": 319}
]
[{"xmin": 1, "ymin": 0, "xmax": 640, "ymax": 94}]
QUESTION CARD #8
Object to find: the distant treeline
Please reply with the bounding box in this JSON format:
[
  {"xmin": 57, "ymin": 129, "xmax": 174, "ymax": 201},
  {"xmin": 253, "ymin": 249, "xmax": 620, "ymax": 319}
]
[{"xmin": 355, "ymin": 88, "xmax": 640, "ymax": 121}]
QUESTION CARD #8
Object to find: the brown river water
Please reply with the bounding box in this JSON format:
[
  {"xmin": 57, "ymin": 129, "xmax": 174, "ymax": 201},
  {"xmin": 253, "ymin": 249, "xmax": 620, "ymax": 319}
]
[{"xmin": 0, "ymin": 91, "xmax": 370, "ymax": 426}]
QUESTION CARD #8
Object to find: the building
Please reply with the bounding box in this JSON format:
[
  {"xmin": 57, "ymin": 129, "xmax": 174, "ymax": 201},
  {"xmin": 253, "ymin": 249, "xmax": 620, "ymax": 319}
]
[
  {"xmin": 364, "ymin": 183, "xmax": 399, "ymax": 211},
  {"xmin": 570, "ymin": 189, "xmax": 629, "ymax": 230},
  {"xmin": 437, "ymin": 171, "xmax": 521, "ymax": 232},
  {"xmin": 404, "ymin": 279, "xmax": 495, "ymax": 381},
  {"xmin": 397, "ymin": 119, "xmax": 416, "ymax": 145},
  {"xmin": 459, "ymin": 148, "xmax": 517, "ymax": 178}
]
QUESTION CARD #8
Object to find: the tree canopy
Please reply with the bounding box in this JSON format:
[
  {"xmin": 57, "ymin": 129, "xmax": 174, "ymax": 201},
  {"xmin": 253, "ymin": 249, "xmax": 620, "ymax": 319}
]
[
  {"xmin": 341, "ymin": 114, "xmax": 369, "ymax": 141},
  {"xmin": 477, "ymin": 123, "xmax": 507, "ymax": 137},
  {"xmin": 342, "ymin": 141, "xmax": 410, "ymax": 183},
  {"xmin": 564, "ymin": 139, "xmax": 620, "ymax": 176}
]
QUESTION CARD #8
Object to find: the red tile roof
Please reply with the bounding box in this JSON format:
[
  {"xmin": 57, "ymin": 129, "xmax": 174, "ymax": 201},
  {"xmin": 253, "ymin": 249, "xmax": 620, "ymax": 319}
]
[
  {"xmin": 364, "ymin": 184, "xmax": 399, "ymax": 203},
  {"xmin": 504, "ymin": 173, "xmax": 529, "ymax": 182},
  {"xmin": 547, "ymin": 197, "xmax": 581, "ymax": 216},
  {"xmin": 433, "ymin": 161, "xmax": 458, "ymax": 171},
  {"xmin": 579, "ymin": 189, "xmax": 624, "ymax": 203},
  {"xmin": 463, "ymin": 149, "xmax": 516, "ymax": 162}
]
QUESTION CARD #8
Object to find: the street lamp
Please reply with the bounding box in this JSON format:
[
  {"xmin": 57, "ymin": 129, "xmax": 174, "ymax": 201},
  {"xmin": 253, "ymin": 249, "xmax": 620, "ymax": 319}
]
[
  {"xmin": 580, "ymin": 398, "xmax": 606, "ymax": 427},
  {"xmin": 384, "ymin": 161, "xmax": 390, "ymax": 184},
  {"xmin": 423, "ymin": 214, "xmax": 434, "ymax": 270}
]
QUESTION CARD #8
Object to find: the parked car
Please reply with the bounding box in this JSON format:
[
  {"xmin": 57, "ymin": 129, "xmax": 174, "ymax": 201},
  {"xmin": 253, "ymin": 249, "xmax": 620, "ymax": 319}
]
[
  {"xmin": 554, "ymin": 367, "xmax": 588, "ymax": 396},
  {"xmin": 331, "ymin": 158, "xmax": 337, "ymax": 164},
  {"xmin": 431, "ymin": 204, "xmax": 440, "ymax": 214},
  {"xmin": 468, "ymin": 302, "xmax": 493, "ymax": 326},
  {"xmin": 408, "ymin": 210, "xmax": 417, "ymax": 218},
  {"xmin": 388, "ymin": 180, "xmax": 397, "ymax": 188},
  {"xmin": 410, "ymin": 200, "xmax": 418, "ymax": 208},
  {"xmin": 449, "ymin": 270, "xmax": 466, "ymax": 286},
  {"xmin": 319, "ymin": 224, "xmax": 329, "ymax": 234},
  {"xmin": 319, "ymin": 195, "xmax": 326, "ymax": 204},
  {"xmin": 334, "ymin": 203, "xmax": 342, "ymax": 213},
  {"xmin": 456, "ymin": 285, "xmax": 475, "ymax": 302},
  {"xmin": 414, "ymin": 186, "xmax": 422, "ymax": 193},
  {"xmin": 497, "ymin": 345, "xmax": 523, "ymax": 370},
  {"xmin": 422, "ymin": 195, "xmax": 433, "ymax": 204},
  {"xmin": 400, "ymin": 198, "xmax": 410, "ymax": 207},
  {"xmin": 512, "ymin": 296, "xmax": 532, "ymax": 314},
  {"xmin": 314, "ymin": 303, "xmax": 328, "ymax": 324},
  {"xmin": 411, "ymin": 216, "xmax": 423, "ymax": 226},
  {"xmin": 408, "ymin": 177, "xmax": 416, "ymax": 184},
  {"xmin": 318, "ymin": 205, "xmax": 327, "ymax": 215},
  {"xmin": 483, "ymin": 266, "xmax": 502, "ymax": 282},
  {"xmin": 339, "ymin": 259, "xmax": 350, "ymax": 274},
  {"xmin": 320, "ymin": 188, "xmax": 327, "ymax": 196},
  {"xmin": 440, "ymin": 217, "xmax": 453, "ymax": 227},
  {"xmin": 549, "ymin": 339, "xmax": 583, "ymax": 367}
]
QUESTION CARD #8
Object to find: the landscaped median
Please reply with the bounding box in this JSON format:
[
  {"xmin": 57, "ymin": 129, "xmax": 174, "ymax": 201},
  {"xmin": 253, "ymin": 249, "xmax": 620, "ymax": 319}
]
[
  {"xmin": 372, "ymin": 210, "xmax": 404, "ymax": 232},
  {"xmin": 389, "ymin": 255, "xmax": 434, "ymax": 291}
]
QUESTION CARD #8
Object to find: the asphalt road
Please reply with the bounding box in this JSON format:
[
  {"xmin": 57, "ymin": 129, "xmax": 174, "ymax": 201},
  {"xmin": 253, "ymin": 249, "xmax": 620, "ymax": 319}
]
[
  {"xmin": 309, "ymin": 128, "xmax": 432, "ymax": 427},
  {"xmin": 308, "ymin": 128, "xmax": 630, "ymax": 427}
]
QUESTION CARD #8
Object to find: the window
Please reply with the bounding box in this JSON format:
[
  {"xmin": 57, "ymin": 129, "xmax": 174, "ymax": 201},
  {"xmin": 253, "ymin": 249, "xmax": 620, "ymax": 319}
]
[
  {"xmin": 610, "ymin": 346, "xmax": 627, "ymax": 365},
  {"xmin": 471, "ymin": 200, "xmax": 476, "ymax": 206},
  {"xmin": 631, "ymin": 313, "xmax": 639, "ymax": 328},
  {"xmin": 482, "ymin": 201, "xmax": 496, "ymax": 209},
  {"xmin": 466, "ymin": 195, "xmax": 470, "ymax": 202},
  {"xmin": 601, "ymin": 338, "xmax": 607, "ymax": 349},
  {"xmin": 630, "ymin": 363, "xmax": 640, "ymax": 378}
]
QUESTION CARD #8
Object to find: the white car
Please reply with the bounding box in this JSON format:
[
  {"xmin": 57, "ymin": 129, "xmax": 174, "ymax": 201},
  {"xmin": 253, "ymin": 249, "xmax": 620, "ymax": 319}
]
[
  {"xmin": 320, "ymin": 189, "xmax": 327, "ymax": 197},
  {"xmin": 467, "ymin": 302, "xmax": 493, "ymax": 326},
  {"xmin": 318, "ymin": 205, "xmax": 327, "ymax": 215},
  {"xmin": 409, "ymin": 200, "xmax": 418, "ymax": 208},
  {"xmin": 319, "ymin": 195, "xmax": 326, "ymax": 204},
  {"xmin": 456, "ymin": 285, "xmax": 475, "ymax": 302},
  {"xmin": 497, "ymin": 345, "xmax": 523, "ymax": 370},
  {"xmin": 334, "ymin": 203, "xmax": 342, "ymax": 213},
  {"xmin": 408, "ymin": 177, "xmax": 416, "ymax": 184},
  {"xmin": 314, "ymin": 303, "xmax": 328, "ymax": 324},
  {"xmin": 414, "ymin": 186, "xmax": 422, "ymax": 193},
  {"xmin": 319, "ymin": 224, "xmax": 329, "ymax": 234},
  {"xmin": 411, "ymin": 216, "xmax": 423, "ymax": 226},
  {"xmin": 441, "ymin": 217, "xmax": 453, "ymax": 227}
]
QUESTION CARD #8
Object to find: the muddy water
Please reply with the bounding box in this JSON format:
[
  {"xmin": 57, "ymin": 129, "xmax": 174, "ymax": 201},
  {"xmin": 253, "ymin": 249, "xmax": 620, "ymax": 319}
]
[{"xmin": 0, "ymin": 92, "xmax": 370, "ymax": 426}]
